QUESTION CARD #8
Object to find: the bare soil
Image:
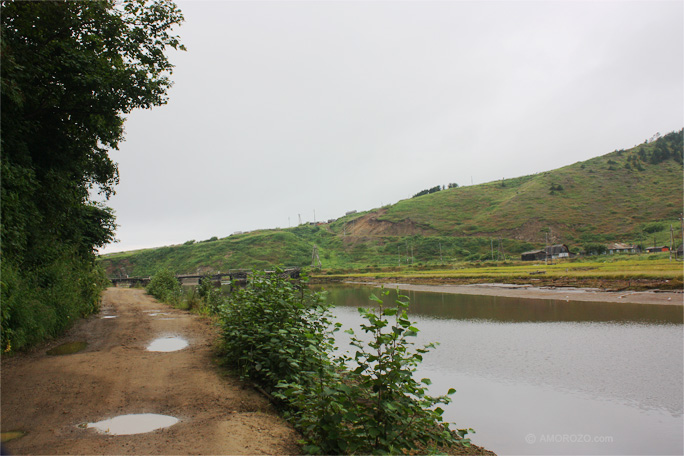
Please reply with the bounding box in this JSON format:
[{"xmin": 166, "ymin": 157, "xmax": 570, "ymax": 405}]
[
  {"xmin": 339, "ymin": 280, "xmax": 683, "ymax": 305},
  {"xmin": 1, "ymin": 288, "xmax": 301, "ymax": 455}
]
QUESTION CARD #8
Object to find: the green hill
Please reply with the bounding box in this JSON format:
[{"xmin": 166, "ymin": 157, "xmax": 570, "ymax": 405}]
[{"xmin": 99, "ymin": 130, "xmax": 683, "ymax": 276}]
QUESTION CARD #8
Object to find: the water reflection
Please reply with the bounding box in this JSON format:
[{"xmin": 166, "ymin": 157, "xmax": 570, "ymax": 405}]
[
  {"xmin": 316, "ymin": 284, "xmax": 683, "ymax": 324},
  {"xmin": 322, "ymin": 284, "xmax": 683, "ymax": 455},
  {"xmin": 86, "ymin": 413, "xmax": 178, "ymax": 435},
  {"xmin": 146, "ymin": 336, "xmax": 188, "ymax": 352}
]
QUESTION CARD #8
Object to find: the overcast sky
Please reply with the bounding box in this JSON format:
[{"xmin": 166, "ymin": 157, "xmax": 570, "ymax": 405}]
[{"xmin": 99, "ymin": 0, "xmax": 683, "ymax": 254}]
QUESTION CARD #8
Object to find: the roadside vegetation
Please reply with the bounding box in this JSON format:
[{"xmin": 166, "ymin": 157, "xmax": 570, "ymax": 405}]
[
  {"xmin": 1, "ymin": 1, "xmax": 185, "ymax": 353},
  {"xmin": 145, "ymin": 269, "xmax": 479, "ymax": 455}
]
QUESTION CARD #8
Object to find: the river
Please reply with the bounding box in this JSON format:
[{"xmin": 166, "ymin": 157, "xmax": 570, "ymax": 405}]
[{"xmin": 315, "ymin": 284, "xmax": 683, "ymax": 455}]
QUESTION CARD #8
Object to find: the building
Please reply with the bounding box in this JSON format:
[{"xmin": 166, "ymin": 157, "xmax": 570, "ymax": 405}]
[
  {"xmin": 646, "ymin": 246, "xmax": 670, "ymax": 253},
  {"xmin": 546, "ymin": 244, "xmax": 570, "ymax": 259},
  {"xmin": 521, "ymin": 244, "xmax": 570, "ymax": 261},
  {"xmin": 606, "ymin": 243, "xmax": 639, "ymax": 254},
  {"xmin": 521, "ymin": 250, "xmax": 546, "ymax": 261}
]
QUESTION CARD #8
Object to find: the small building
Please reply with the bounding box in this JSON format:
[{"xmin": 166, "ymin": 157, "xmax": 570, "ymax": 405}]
[
  {"xmin": 521, "ymin": 250, "xmax": 546, "ymax": 261},
  {"xmin": 646, "ymin": 246, "xmax": 670, "ymax": 253},
  {"xmin": 521, "ymin": 244, "xmax": 570, "ymax": 261},
  {"xmin": 546, "ymin": 244, "xmax": 570, "ymax": 259},
  {"xmin": 345, "ymin": 210, "xmax": 357, "ymax": 216},
  {"xmin": 606, "ymin": 243, "xmax": 639, "ymax": 254}
]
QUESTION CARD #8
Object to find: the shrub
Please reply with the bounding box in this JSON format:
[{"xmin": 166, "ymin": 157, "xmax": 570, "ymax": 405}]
[
  {"xmin": 1, "ymin": 256, "xmax": 109, "ymax": 353},
  {"xmin": 146, "ymin": 269, "xmax": 182, "ymax": 304},
  {"xmin": 217, "ymin": 270, "xmax": 334, "ymax": 392},
  {"xmin": 273, "ymin": 287, "xmax": 471, "ymax": 454},
  {"xmin": 197, "ymin": 276, "xmax": 223, "ymax": 313}
]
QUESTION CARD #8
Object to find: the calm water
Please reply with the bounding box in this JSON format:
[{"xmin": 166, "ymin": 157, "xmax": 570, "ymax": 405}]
[{"xmin": 317, "ymin": 284, "xmax": 684, "ymax": 455}]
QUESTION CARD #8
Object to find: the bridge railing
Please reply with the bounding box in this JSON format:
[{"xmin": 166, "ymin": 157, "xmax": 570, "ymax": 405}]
[{"xmin": 109, "ymin": 267, "xmax": 301, "ymax": 287}]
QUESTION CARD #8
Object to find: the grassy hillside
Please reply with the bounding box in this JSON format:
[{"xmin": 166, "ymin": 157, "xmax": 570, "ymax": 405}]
[{"xmin": 99, "ymin": 130, "xmax": 683, "ymax": 277}]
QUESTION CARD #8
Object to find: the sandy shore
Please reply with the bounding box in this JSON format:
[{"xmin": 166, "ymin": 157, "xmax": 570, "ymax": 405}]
[{"xmin": 346, "ymin": 281, "xmax": 683, "ymax": 306}]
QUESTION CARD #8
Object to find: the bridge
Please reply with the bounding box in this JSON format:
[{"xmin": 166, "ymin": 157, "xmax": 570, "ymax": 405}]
[{"xmin": 109, "ymin": 268, "xmax": 301, "ymax": 288}]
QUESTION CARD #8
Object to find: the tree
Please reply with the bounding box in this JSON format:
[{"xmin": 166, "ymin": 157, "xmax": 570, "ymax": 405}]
[{"xmin": 1, "ymin": 0, "xmax": 185, "ymax": 351}]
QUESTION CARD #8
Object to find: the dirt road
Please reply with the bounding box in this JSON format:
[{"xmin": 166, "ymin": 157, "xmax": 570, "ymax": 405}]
[{"xmin": 1, "ymin": 288, "xmax": 301, "ymax": 455}]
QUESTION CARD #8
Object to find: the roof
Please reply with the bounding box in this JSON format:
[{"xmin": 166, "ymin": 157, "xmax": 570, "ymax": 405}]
[
  {"xmin": 545, "ymin": 244, "xmax": 569, "ymax": 254},
  {"xmin": 607, "ymin": 243, "xmax": 637, "ymax": 250}
]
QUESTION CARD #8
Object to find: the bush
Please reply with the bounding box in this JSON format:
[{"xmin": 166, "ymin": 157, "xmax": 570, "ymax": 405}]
[
  {"xmin": 1, "ymin": 256, "xmax": 109, "ymax": 353},
  {"xmin": 279, "ymin": 289, "xmax": 470, "ymax": 454},
  {"xmin": 219, "ymin": 275, "xmax": 472, "ymax": 454},
  {"xmin": 146, "ymin": 269, "xmax": 182, "ymax": 304},
  {"xmin": 197, "ymin": 276, "xmax": 223, "ymax": 313}
]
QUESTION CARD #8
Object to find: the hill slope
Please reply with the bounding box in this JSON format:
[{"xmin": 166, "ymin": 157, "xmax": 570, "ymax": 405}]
[{"xmin": 100, "ymin": 130, "xmax": 683, "ymax": 276}]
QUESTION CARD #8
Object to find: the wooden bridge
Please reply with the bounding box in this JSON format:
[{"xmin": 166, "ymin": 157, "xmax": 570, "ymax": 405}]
[{"xmin": 109, "ymin": 268, "xmax": 301, "ymax": 288}]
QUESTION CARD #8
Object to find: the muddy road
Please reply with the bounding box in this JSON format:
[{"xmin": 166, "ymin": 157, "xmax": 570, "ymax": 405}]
[{"xmin": 1, "ymin": 288, "xmax": 300, "ymax": 455}]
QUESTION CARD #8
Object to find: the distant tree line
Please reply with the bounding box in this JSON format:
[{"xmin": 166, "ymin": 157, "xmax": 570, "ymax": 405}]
[
  {"xmin": 412, "ymin": 183, "xmax": 458, "ymax": 198},
  {"xmin": 625, "ymin": 129, "xmax": 683, "ymax": 171}
]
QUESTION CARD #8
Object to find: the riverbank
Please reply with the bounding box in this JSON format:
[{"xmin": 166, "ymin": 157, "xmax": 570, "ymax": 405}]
[{"xmin": 341, "ymin": 280, "xmax": 683, "ymax": 306}]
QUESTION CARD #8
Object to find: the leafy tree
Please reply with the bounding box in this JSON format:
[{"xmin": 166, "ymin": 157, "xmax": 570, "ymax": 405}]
[{"xmin": 1, "ymin": 0, "xmax": 185, "ymax": 351}]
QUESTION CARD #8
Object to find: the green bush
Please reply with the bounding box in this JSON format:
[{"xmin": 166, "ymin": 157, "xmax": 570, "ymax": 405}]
[
  {"xmin": 278, "ymin": 289, "xmax": 471, "ymax": 454},
  {"xmin": 197, "ymin": 276, "xmax": 223, "ymax": 313},
  {"xmin": 217, "ymin": 274, "xmax": 472, "ymax": 454},
  {"xmin": 218, "ymin": 271, "xmax": 334, "ymax": 392},
  {"xmin": 146, "ymin": 269, "xmax": 182, "ymax": 304},
  {"xmin": 1, "ymin": 256, "xmax": 109, "ymax": 353}
]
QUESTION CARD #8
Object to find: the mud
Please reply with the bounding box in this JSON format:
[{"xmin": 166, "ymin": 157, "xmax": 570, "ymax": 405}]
[{"xmin": 1, "ymin": 288, "xmax": 301, "ymax": 455}]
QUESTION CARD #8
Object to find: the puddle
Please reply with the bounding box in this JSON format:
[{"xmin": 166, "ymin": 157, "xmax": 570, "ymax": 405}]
[
  {"xmin": 1, "ymin": 431, "xmax": 25, "ymax": 443},
  {"xmin": 86, "ymin": 414, "xmax": 179, "ymax": 435},
  {"xmin": 147, "ymin": 312, "xmax": 171, "ymax": 317},
  {"xmin": 47, "ymin": 341, "xmax": 87, "ymax": 356},
  {"xmin": 101, "ymin": 315, "xmax": 117, "ymax": 319},
  {"xmin": 146, "ymin": 336, "xmax": 188, "ymax": 352}
]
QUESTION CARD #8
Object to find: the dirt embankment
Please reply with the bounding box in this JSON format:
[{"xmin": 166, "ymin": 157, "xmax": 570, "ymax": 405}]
[
  {"xmin": 345, "ymin": 209, "xmax": 436, "ymax": 237},
  {"xmin": 313, "ymin": 278, "xmax": 682, "ymax": 306},
  {"xmin": 1, "ymin": 288, "xmax": 301, "ymax": 455},
  {"xmin": 312, "ymin": 275, "xmax": 683, "ymax": 293}
]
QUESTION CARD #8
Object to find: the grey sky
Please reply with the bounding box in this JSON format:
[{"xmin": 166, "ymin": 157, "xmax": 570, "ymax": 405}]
[{"xmin": 100, "ymin": 0, "xmax": 683, "ymax": 254}]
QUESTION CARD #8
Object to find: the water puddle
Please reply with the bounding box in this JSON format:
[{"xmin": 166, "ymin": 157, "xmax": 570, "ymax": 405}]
[
  {"xmin": 146, "ymin": 336, "xmax": 188, "ymax": 352},
  {"xmin": 101, "ymin": 315, "xmax": 117, "ymax": 319},
  {"xmin": 85, "ymin": 414, "xmax": 179, "ymax": 435},
  {"xmin": 47, "ymin": 341, "xmax": 87, "ymax": 356},
  {"xmin": 1, "ymin": 431, "xmax": 25, "ymax": 443}
]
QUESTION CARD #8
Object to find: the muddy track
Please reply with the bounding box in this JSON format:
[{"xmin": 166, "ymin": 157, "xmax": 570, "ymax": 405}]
[{"xmin": 1, "ymin": 288, "xmax": 301, "ymax": 455}]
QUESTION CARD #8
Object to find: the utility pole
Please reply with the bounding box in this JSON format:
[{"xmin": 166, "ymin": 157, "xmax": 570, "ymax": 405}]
[
  {"xmin": 398, "ymin": 246, "xmax": 401, "ymax": 266},
  {"xmin": 311, "ymin": 244, "xmax": 322, "ymax": 268},
  {"xmin": 545, "ymin": 232, "xmax": 549, "ymax": 266},
  {"xmin": 298, "ymin": 214, "xmax": 302, "ymax": 225},
  {"xmin": 313, "ymin": 209, "xmax": 316, "ymax": 223},
  {"xmin": 680, "ymin": 213, "xmax": 684, "ymax": 260},
  {"xmin": 670, "ymin": 225, "xmax": 674, "ymax": 261},
  {"xmin": 439, "ymin": 242, "xmax": 443, "ymax": 263},
  {"xmin": 491, "ymin": 238, "xmax": 494, "ymax": 261}
]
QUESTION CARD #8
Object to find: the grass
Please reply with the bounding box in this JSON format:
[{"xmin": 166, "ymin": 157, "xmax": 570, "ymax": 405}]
[{"xmin": 317, "ymin": 255, "xmax": 684, "ymax": 282}]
